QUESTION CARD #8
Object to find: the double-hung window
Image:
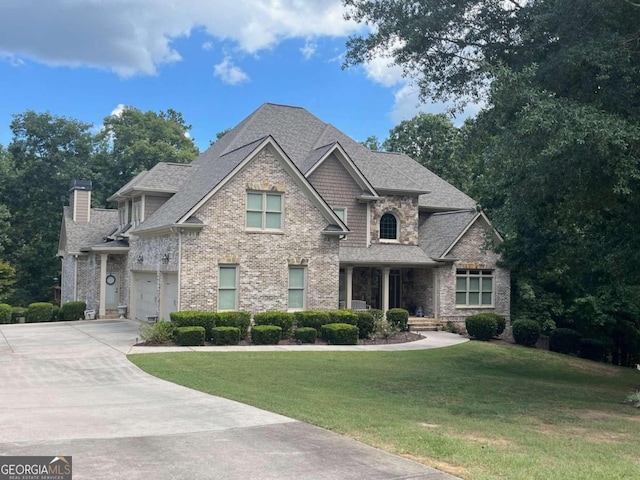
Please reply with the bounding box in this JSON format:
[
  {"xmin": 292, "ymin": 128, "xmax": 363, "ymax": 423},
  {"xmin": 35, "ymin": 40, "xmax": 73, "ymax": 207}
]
[
  {"xmin": 288, "ymin": 266, "xmax": 306, "ymax": 310},
  {"xmin": 218, "ymin": 266, "xmax": 237, "ymax": 310},
  {"xmin": 456, "ymin": 269, "xmax": 493, "ymax": 306},
  {"xmin": 246, "ymin": 192, "xmax": 283, "ymax": 230}
]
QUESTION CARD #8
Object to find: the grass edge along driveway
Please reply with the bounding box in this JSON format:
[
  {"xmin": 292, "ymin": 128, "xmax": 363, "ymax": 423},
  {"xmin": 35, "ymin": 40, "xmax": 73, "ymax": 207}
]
[{"xmin": 129, "ymin": 342, "xmax": 640, "ymax": 480}]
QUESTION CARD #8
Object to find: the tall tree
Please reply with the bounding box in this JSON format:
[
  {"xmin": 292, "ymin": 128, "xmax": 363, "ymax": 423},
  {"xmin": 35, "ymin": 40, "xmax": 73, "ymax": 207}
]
[
  {"xmin": 3, "ymin": 112, "xmax": 96, "ymax": 304},
  {"xmin": 345, "ymin": 0, "xmax": 640, "ymax": 364},
  {"xmin": 93, "ymin": 107, "xmax": 199, "ymax": 205}
]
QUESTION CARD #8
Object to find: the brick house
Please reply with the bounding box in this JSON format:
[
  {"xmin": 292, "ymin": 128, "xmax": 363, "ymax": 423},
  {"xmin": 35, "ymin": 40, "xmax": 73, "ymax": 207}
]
[{"xmin": 57, "ymin": 103, "xmax": 509, "ymax": 324}]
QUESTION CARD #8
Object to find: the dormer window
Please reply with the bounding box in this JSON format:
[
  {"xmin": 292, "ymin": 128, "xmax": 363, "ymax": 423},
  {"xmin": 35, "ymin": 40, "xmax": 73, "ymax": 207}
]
[{"xmin": 380, "ymin": 212, "xmax": 398, "ymax": 240}]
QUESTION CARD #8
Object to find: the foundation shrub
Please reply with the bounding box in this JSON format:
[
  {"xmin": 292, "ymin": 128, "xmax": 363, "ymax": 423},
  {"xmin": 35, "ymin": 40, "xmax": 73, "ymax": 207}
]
[
  {"xmin": 386, "ymin": 308, "xmax": 409, "ymax": 331},
  {"xmin": 174, "ymin": 326, "xmax": 205, "ymax": 346},
  {"xmin": 512, "ymin": 319, "xmax": 541, "ymax": 346},
  {"xmin": 356, "ymin": 311, "xmax": 375, "ymax": 339},
  {"xmin": 26, "ymin": 302, "xmax": 53, "ymax": 323},
  {"xmin": 251, "ymin": 325, "xmax": 282, "ymax": 345},
  {"xmin": 465, "ymin": 314, "xmax": 498, "ymax": 340},
  {"xmin": 294, "ymin": 311, "xmax": 330, "ymax": 333},
  {"xmin": 11, "ymin": 307, "xmax": 26, "ymax": 323},
  {"xmin": 140, "ymin": 321, "xmax": 175, "ymax": 344},
  {"xmin": 216, "ymin": 311, "xmax": 251, "ymax": 338},
  {"xmin": 170, "ymin": 311, "xmax": 217, "ymax": 341},
  {"xmin": 50, "ymin": 305, "xmax": 62, "ymax": 322},
  {"xmin": 211, "ymin": 326, "xmax": 241, "ymax": 346},
  {"xmin": 327, "ymin": 310, "xmax": 358, "ymax": 325},
  {"xmin": 253, "ymin": 312, "xmax": 295, "ymax": 338},
  {"xmin": 294, "ymin": 327, "xmax": 317, "ymax": 344},
  {"xmin": 321, "ymin": 323, "xmax": 358, "ymax": 345},
  {"xmin": 550, "ymin": 328, "xmax": 582, "ymax": 355},
  {"xmin": 61, "ymin": 301, "xmax": 85, "ymax": 321},
  {"xmin": 0, "ymin": 304, "xmax": 11, "ymax": 324}
]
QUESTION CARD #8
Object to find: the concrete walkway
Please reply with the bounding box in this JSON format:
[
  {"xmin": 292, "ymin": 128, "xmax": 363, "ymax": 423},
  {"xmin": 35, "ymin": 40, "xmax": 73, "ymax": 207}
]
[{"xmin": 0, "ymin": 319, "xmax": 463, "ymax": 480}]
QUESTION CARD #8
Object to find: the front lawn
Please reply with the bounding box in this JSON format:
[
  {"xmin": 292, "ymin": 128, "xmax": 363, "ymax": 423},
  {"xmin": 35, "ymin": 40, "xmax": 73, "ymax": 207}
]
[{"xmin": 129, "ymin": 342, "xmax": 640, "ymax": 480}]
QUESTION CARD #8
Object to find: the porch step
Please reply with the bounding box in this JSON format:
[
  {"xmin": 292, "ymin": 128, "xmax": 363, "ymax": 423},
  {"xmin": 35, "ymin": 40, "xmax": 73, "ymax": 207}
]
[{"xmin": 408, "ymin": 318, "xmax": 443, "ymax": 332}]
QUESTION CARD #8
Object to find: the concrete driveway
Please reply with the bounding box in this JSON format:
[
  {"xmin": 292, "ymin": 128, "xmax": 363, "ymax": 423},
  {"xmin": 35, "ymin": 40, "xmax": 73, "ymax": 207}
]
[{"xmin": 0, "ymin": 320, "xmax": 459, "ymax": 480}]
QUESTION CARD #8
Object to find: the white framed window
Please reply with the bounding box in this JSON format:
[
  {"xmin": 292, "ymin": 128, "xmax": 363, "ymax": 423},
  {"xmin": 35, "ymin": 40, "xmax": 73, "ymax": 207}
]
[
  {"xmin": 380, "ymin": 212, "xmax": 398, "ymax": 240},
  {"xmin": 131, "ymin": 201, "xmax": 142, "ymax": 227},
  {"xmin": 456, "ymin": 269, "xmax": 494, "ymax": 307},
  {"xmin": 218, "ymin": 266, "xmax": 238, "ymax": 311},
  {"xmin": 288, "ymin": 266, "xmax": 306, "ymax": 310},
  {"xmin": 246, "ymin": 192, "xmax": 283, "ymax": 230},
  {"xmin": 333, "ymin": 207, "xmax": 347, "ymax": 223}
]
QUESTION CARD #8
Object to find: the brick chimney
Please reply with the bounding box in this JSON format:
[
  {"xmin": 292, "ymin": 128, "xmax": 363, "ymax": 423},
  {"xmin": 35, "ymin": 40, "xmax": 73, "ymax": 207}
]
[{"xmin": 69, "ymin": 180, "xmax": 92, "ymax": 222}]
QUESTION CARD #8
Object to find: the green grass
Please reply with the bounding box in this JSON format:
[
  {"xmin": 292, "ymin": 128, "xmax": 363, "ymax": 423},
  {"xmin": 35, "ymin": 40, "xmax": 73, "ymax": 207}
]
[{"xmin": 129, "ymin": 342, "xmax": 640, "ymax": 480}]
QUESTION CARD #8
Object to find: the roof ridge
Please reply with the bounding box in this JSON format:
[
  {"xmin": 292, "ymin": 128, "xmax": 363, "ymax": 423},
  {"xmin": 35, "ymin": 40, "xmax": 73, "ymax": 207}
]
[
  {"xmin": 264, "ymin": 102, "xmax": 304, "ymax": 110},
  {"xmin": 220, "ymin": 136, "xmax": 267, "ymax": 157},
  {"xmin": 312, "ymin": 123, "xmax": 333, "ymax": 149}
]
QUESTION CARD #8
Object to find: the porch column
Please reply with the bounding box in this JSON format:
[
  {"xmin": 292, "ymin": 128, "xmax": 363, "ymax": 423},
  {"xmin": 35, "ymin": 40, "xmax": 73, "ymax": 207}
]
[
  {"xmin": 99, "ymin": 254, "xmax": 107, "ymax": 318},
  {"xmin": 345, "ymin": 266, "xmax": 354, "ymax": 309},
  {"xmin": 381, "ymin": 266, "xmax": 390, "ymax": 316}
]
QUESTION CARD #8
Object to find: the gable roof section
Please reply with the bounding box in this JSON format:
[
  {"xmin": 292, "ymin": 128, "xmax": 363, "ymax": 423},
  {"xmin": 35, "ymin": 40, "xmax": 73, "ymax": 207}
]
[
  {"xmin": 58, "ymin": 206, "xmax": 119, "ymax": 255},
  {"xmin": 134, "ymin": 136, "xmax": 349, "ymax": 235},
  {"xmin": 132, "ymin": 103, "xmax": 478, "ymax": 233},
  {"xmin": 107, "ymin": 162, "xmax": 195, "ymax": 201},
  {"xmin": 419, "ymin": 210, "xmax": 503, "ymax": 259}
]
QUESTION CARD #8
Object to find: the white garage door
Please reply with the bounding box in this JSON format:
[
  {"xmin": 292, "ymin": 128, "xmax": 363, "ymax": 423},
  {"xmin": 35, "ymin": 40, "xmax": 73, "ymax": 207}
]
[
  {"xmin": 133, "ymin": 272, "xmax": 157, "ymax": 321},
  {"xmin": 160, "ymin": 273, "xmax": 178, "ymax": 321}
]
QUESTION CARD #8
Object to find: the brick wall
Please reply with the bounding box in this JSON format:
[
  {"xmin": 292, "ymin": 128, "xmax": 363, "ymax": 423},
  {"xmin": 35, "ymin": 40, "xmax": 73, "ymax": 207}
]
[
  {"xmin": 180, "ymin": 146, "xmax": 340, "ymax": 313},
  {"xmin": 307, "ymin": 153, "xmax": 367, "ymax": 247},
  {"xmin": 436, "ymin": 219, "xmax": 510, "ymax": 326}
]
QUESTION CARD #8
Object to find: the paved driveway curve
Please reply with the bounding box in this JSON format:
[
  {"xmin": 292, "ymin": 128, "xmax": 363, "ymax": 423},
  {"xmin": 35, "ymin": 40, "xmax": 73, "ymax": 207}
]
[{"xmin": 0, "ymin": 320, "xmax": 461, "ymax": 480}]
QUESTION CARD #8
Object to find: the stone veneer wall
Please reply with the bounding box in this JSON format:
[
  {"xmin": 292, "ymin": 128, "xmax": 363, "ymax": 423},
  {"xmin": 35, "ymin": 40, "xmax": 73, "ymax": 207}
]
[
  {"xmin": 307, "ymin": 153, "xmax": 367, "ymax": 247},
  {"xmin": 60, "ymin": 255, "xmax": 75, "ymax": 305},
  {"xmin": 180, "ymin": 146, "xmax": 340, "ymax": 313},
  {"xmin": 436, "ymin": 220, "xmax": 510, "ymax": 327},
  {"xmin": 370, "ymin": 195, "xmax": 419, "ymax": 245}
]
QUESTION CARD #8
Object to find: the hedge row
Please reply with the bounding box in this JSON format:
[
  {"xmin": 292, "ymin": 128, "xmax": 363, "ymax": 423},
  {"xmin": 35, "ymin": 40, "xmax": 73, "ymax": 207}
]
[
  {"xmin": 465, "ymin": 313, "xmax": 507, "ymax": 341},
  {"xmin": 0, "ymin": 301, "xmax": 84, "ymax": 323},
  {"xmin": 169, "ymin": 311, "xmax": 251, "ymax": 341}
]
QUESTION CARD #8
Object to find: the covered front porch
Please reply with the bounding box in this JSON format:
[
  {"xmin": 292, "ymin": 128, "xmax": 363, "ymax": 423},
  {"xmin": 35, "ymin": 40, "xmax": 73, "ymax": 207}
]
[{"xmin": 338, "ymin": 245, "xmax": 441, "ymax": 316}]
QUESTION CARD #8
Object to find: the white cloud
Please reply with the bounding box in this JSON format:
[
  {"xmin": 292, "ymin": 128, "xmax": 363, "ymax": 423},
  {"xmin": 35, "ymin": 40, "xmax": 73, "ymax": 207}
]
[
  {"xmin": 300, "ymin": 40, "xmax": 317, "ymax": 60},
  {"xmin": 213, "ymin": 57, "xmax": 250, "ymax": 85},
  {"xmin": 0, "ymin": 1, "xmax": 361, "ymax": 76},
  {"xmin": 201, "ymin": 41, "xmax": 214, "ymax": 51},
  {"xmin": 110, "ymin": 104, "xmax": 127, "ymax": 117}
]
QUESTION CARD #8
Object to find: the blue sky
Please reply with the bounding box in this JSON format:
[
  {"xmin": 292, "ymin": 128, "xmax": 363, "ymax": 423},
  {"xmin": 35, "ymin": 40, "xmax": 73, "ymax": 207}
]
[{"xmin": 0, "ymin": 1, "xmax": 476, "ymax": 152}]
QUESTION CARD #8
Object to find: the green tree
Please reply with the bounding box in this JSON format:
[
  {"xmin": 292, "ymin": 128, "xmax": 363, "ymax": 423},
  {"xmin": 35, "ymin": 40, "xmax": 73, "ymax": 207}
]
[
  {"xmin": 3, "ymin": 111, "xmax": 96, "ymax": 304},
  {"xmin": 360, "ymin": 135, "xmax": 382, "ymax": 151},
  {"xmin": 382, "ymin": 113, "xmax": 465, "ymax": 188},
  {"xmin": 93, "ymin": 107, "xmax": 199, "ymax": 204}
]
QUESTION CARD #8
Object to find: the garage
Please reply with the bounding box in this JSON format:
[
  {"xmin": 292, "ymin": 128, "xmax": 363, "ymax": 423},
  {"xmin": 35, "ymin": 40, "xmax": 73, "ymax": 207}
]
[
  {"xmin": 132, "ymin": 272, "xmax": 158, "ymax": 321},
  {"xmin": 160, "ymin": 273, "xmax": 178, "ymax": 321}
]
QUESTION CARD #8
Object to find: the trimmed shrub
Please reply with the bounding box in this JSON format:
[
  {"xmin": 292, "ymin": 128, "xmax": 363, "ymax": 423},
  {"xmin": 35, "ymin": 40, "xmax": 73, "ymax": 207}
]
[
  {"xmin": 369, "ymin": 309, "xmax": 384, "ymax": 323},
  {"xmin": 211, "ymin": 326, "xmax": 241, "ymax": 346},
  {"xmin": 294, "ymin": 327, "xmax": 317, "ymax": 344},
  {"xmin": 26, "ymin": 302, "xmax": 53, "ymax": 323},
  {"xmin": 465, "ymin": 314, "xmax": 497, "ymax": 341},
  {"xmin": 550, "ymin": 328, "xmax": 582, "ymax": 355},
  {"xmin": 294, "ymin": 311, "xmax": 330, "ymax": 333},
  {"xmin": 174, "ymin": 326, "xmax": 205, "ymax": 346},
  {"xmin": 61, "ymin": 301, "xmax": 86, "ymax": 321},
  {"xmin": 321, "ymin": 323, "xmax": 359, "ymax": 345},
  {"xmin": 50, "ymin": 305, "xmax": 62, "ymax": 322},
  {"xmin": 465, "ymin": 313, "xmax": 506, "ymax": 337},
  {"xmin": 512, "ymin": 319, "xmax": 541, "ymax": 347},
  {"xmin": 216, "ymin": 311, "xmax": 251, "ymax": 338},
  {"xmin": 170, "ymin": 311, "xmax": 217, "ymax": 341},
  {"xmin": 253, "ymin": 312, "xmax": 295, "ymax": 338},
  {"xmin": 251, "ymin": 325, "xmax": 282, "ymax": 345},
  {"xmin": 0, "ymin": 304, "xmax": 11, "ymax": 324},
  {"xmin": 386, "ymin": 308, "xmax": 409, "ymax": 331},
  {"xmin": 356, "ymin": 311, "xmax": 375, "ymax": 339},
  {"xmin": 140, "ymin": 321, "xmax": 175, "ymax": 344},
  {"xmin": 326, "ymin": 309, "xmax": 358, "ymax": 325},
  {"xmin": 11, "ymin": 307, "xmax": 26, "ymax": 323},
  {"xmin": 579, "ymin": 338, "xmax": 606, "ymax": 362}
]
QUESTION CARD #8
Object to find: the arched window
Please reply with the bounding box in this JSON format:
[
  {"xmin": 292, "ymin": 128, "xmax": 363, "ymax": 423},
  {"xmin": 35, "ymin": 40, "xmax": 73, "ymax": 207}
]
[{"xmin": 380, "ymin": 213, "xmax": 398, "ymax": 240}]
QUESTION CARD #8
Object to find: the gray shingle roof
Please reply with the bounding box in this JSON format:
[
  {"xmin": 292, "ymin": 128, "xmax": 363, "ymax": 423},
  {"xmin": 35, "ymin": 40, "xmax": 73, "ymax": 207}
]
[
  {"xmin": 130, "ymin": 103, "xmax": 478, "ymax": 233},
  {"xmin": 60, "ymin": 206, "xmax": 119, "ymax": 254},
  {"xmin": 339, "ymin": 245, "xmax": 439, "ymax": 265},
  {"xmin": 109, "ymin": 162, "xmax": 196, "ymax": 199},
  {"xmin": 419, "ymin": 210, "xmax": 478, "ymax": 259}
]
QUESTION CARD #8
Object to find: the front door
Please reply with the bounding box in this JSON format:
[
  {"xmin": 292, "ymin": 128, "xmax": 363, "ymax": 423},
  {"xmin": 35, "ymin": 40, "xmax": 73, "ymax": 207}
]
[{"xmin": 105, "ymin": 272, "xmax": 118, "ymax": 310}]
